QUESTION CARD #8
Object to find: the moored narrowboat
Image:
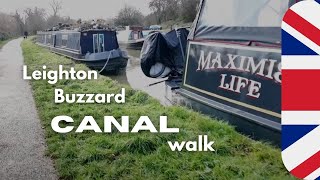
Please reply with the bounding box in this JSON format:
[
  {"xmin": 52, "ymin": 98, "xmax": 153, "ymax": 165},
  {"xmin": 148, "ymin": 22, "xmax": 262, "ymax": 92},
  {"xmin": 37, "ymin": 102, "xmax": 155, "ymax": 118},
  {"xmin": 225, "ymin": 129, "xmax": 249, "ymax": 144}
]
[
  {"xmin": 37, "ymin": 29, "xmax": 128, "ymax": 73},
  {"xmin": 141, "ymin": 0, "xmax": 301, "ymax": 145},
  {"xmin": 117, "ymin": 26, "xmax": 145, "ymax": 49}
]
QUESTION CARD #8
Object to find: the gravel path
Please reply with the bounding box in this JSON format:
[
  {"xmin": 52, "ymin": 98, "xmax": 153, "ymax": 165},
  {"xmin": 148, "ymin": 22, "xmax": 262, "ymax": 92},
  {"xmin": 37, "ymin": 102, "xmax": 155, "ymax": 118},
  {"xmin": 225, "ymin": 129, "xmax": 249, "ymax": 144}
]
[{"xmin": 0, "ymin": 38, "xmax": 57, "ymax": 180}]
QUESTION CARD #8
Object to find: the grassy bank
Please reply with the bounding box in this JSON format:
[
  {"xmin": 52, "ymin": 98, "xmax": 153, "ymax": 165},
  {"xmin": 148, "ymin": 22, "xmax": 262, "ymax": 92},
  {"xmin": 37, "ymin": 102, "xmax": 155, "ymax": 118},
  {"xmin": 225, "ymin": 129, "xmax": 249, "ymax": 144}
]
[
  {"xmin": 160, "ymin": 20, "xmax": 193, "ymax": 31},
  {"xmin": 22, "ymin": 39, "xmax": 293, "ymax": 180},
  {"xmin": 0, "ymin": 39, "xmax": 11, "ymax": 49}
]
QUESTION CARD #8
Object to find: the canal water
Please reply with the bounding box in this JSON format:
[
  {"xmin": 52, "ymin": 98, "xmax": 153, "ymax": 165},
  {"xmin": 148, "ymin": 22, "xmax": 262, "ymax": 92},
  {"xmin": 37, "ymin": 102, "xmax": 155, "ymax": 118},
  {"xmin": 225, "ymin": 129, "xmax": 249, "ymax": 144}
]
[{"xmin": 108, "ymin": 46, "xmax": 171, "ymax": 106}]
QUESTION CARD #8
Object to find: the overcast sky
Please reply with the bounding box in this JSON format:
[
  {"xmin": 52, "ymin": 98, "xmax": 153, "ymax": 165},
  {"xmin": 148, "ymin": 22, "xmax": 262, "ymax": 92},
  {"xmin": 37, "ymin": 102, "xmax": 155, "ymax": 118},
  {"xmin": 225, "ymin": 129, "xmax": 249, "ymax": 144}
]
[{"xmin": 0, "ymin": 0, "xmax": 151, "ymax": 20}]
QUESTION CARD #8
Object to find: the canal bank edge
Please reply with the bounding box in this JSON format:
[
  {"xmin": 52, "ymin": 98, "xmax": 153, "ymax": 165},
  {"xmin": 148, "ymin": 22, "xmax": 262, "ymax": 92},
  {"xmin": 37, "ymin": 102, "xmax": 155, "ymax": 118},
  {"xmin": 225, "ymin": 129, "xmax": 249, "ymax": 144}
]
[{"xmin": 0, "ymin": 39, "xmax": 11, "ymax": 49}]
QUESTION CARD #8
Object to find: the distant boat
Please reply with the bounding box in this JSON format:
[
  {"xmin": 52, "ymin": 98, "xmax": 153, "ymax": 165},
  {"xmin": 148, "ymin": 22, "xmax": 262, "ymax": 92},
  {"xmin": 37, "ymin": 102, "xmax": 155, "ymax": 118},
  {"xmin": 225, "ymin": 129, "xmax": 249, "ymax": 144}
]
[
  {"xmin": 36, "ymin": 29, "xmax": 128, "ymax": 73},
  {"xmin": 149, "ymin": 25, "xmax": 162, "ymax": 30},
  {"xmin": 142, "ymin": 31, "xmax": 151, "ymax": 38},
  {"xmin": 117, "ymin": 26, "xmax": 145, "ymax": 49}
]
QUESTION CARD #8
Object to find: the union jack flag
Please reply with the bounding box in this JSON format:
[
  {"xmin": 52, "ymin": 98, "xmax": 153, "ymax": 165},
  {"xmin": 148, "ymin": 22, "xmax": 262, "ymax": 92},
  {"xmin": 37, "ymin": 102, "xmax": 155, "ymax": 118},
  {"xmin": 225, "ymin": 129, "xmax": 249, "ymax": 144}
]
[{"xmin": 282, "ymin": 0, "xmax": 320, "ymax": 179}]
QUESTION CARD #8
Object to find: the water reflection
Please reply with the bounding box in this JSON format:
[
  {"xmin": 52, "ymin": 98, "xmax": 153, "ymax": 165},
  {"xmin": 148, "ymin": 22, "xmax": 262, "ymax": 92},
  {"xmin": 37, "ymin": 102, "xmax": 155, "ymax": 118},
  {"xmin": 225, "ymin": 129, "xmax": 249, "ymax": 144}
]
[{"xmin": 108, "ymin": 46, "xmax": 171, "ymax": 106}]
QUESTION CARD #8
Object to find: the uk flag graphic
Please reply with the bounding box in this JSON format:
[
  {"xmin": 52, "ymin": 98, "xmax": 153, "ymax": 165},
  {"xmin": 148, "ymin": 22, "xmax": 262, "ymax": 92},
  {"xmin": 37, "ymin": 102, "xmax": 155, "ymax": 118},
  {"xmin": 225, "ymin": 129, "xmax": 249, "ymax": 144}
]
[{"xmin": 282, "ymin": 0, "xmax": 320, "ymax": 179}]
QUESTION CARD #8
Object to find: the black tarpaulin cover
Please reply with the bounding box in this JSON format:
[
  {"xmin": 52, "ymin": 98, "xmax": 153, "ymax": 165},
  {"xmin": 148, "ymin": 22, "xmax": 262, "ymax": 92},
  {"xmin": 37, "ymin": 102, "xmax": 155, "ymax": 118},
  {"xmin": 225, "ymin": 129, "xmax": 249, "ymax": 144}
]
[{"xmin": 140, "ymin": 28, "xmax": 189, "ymax": 78}]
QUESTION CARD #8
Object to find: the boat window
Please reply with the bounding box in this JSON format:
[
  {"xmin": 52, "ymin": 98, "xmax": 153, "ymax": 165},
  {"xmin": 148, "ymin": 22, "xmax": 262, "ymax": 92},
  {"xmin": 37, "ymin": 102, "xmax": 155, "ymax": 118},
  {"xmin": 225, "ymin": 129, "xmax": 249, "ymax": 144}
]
[
  {"xmin": 93, "ymin": 34, "xmax": 105, "ymax": 53},
  {"xmin": 93, "ymin": 34, "xmax": 99, "ymax": 53},
  {"xmin": 99, "ymin": 34, "xmax": 105, "ymax": 52},
  {"xmin": 133, "ymin": 32, "xmax": 138, "ymax": 40},
  {"xmin": 62, "ymin": 34, "xmax": 68, "ymax": 47},
  {"xmin": 199, "ymin": 0, "xmax": 289, "ymax": 27},
  {"xmin": 48, "ymin": 35, "xmax": 52, "ymax": 45},
  {"xmin": 53, "ymin": 35, "xmax": 56, "ymax": 47},
  {"xmin": 129, "ymin": 32, "xmax": 133, "ymax": 40}
]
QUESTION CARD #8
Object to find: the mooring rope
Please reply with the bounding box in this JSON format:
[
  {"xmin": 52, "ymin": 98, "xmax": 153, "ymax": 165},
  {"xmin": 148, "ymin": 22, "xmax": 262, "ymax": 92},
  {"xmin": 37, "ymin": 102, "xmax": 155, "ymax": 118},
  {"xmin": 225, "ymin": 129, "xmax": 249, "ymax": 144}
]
[{"xmin": 99, "ymin": 50, "xmax": 114, "ymax": 73}]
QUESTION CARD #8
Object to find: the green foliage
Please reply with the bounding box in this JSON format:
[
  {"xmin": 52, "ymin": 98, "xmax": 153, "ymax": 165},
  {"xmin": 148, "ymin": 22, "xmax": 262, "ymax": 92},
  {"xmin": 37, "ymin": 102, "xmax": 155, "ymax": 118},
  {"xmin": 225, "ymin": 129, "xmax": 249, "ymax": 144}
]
[{"xmin": 22, "ymin": 39, "xmax": 295, "ymax": 180}]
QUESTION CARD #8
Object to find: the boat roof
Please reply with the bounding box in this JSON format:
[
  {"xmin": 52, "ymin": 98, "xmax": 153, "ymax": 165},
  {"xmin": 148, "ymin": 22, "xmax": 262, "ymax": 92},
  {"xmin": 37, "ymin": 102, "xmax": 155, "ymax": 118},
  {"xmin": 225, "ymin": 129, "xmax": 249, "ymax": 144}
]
[
  {"xmin": 188, "ymin": 0, "xmax": 301, "ymax": 45},
  {"xmin": 38, "ymin": 29, "xmax": 116, "ymax": 34},
  {"xmin": 81, "ymin": 29, "xmax": 116, "ymax": 32}
]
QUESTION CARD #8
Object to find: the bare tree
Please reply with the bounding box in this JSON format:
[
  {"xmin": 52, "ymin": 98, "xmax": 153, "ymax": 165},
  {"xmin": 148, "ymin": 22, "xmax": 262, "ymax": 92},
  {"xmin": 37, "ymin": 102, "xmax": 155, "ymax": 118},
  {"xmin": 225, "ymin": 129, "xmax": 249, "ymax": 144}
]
[
  {"xmin": 0, "ymin": 12, "xmax": 20, "ymax": 40},
  {"xmin": 114, "ymin": 5, "xmax": 144, "ymax": 26},
  {"xmin": 46, "ymin": 0, "xmax": 63, "ymax": 28},
  {"xmin": 13, "ymin": 11, "xmax": 25, "ymax": 35},
  {"xmin": 149, "ymin": 0, "xmax": 180, "ymax": 24},
  {"xmin": 149, "ymin": 0, "xmax": 166, "ymax": 24},
  {"xmin": 180, "ymin": 0, "xmax": 200, "ymax": 22},
  {"xmin": 24, "ymin": 7, "xmax": 47, "ymax": 34},
  {"xmin": 50, "ymin": 0, "xmax": 62, "ymax": 17}
]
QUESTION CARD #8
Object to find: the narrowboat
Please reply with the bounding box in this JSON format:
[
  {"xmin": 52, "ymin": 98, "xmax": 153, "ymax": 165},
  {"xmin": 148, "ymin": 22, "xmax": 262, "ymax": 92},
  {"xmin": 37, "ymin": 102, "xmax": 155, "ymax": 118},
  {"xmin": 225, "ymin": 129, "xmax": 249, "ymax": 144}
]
[
  {"xmin": 36, "ymin": 29, "xmax": 128, "ymax": 73},
  {"xmin": 141, "ymin": 0, "xmax": 300, "ymax": 145},
  {"xmin": 149, "ymin": 25, "xmax": 162, "ymax": 30},
  {"xmin": 117, "ymin": 26, "xmax": 145, "ymax": 49}
]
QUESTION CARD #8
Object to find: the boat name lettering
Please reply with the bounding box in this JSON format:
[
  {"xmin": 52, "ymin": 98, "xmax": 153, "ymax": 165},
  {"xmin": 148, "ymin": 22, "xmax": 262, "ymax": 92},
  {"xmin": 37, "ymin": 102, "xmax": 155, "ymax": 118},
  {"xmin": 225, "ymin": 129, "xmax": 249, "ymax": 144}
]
[
  {"xmin": 195, "ymin": 50, "xmax": 281, "ymax": 99},
  {"xmin": 196, "ymin": 50, "xmax": 281, "ymax": 83}
]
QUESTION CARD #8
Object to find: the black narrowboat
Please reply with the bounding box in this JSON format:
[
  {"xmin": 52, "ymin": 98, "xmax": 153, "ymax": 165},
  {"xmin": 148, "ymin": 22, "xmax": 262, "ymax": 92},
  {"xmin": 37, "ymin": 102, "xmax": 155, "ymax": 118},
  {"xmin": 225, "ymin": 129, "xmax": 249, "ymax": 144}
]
[
  {"xmin": 141, "ymin": 0, "xmax": 301, "ymax": 145},
  {"xmin": 37, "ymin": 29, "xmax": 128, "ymax": 72}
]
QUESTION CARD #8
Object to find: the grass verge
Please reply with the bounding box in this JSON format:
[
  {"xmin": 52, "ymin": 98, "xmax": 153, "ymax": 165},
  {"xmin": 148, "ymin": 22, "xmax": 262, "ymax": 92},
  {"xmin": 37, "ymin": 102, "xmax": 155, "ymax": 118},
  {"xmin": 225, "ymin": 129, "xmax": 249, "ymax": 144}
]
[
  {"xmin": 160, "ymin": 20, "xmax": 193, "ymax": 30},
  {"xmin": 22, "ymin": 39, "xmax": 293, "ymax": 180},
  {"xmin": 0, "ymin": 39, "xmax": 11, "ymax": 49}
]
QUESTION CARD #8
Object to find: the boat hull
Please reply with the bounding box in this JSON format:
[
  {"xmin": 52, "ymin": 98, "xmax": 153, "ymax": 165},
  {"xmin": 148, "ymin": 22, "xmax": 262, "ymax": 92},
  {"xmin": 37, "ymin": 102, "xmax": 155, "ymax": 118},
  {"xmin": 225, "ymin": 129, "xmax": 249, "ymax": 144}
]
[
  {"xmin": 37, "ymin": 43, "xmax": 128, "ymax": 72},
  {"xmin": 119, "ymin": 39, "xmax": 144, "ymax": 50},
  {"xmin": 84, "ymin": 57, "xmax": 128, "ymax": 72},
  {"xmin": 165, "ymin": 40, "xmax": 282, "ymax": 145},
  {"xmin": 165, "ymin": 80, "xmax": 281, "ymax": 146},
  {"xmin": 126, "ymin": 40, "xmax": 144, "ymax": 50}
]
